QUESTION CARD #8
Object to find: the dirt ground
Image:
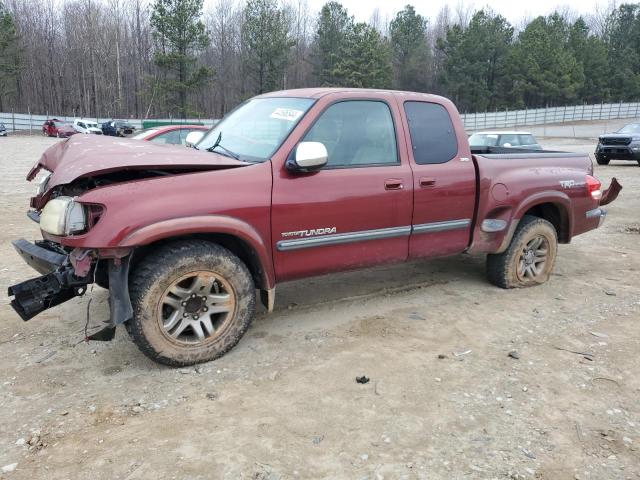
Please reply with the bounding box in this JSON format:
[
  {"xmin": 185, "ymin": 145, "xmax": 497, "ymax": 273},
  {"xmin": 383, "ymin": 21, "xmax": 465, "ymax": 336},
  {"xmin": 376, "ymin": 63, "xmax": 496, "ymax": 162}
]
[{"xmin": 0, "ymin": 133, "xmax": 638, "ymax": 480}]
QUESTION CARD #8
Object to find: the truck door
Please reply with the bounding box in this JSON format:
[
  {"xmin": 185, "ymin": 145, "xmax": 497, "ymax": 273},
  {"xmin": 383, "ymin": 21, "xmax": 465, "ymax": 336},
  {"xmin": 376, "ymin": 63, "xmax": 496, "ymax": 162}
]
[
  {"xmin": 271, "ymin": 97, "xmax": 413, "ymax": 281},
  {"xmin": 401, "ymin": 100, "xmax": 476, "ymax": 258}
]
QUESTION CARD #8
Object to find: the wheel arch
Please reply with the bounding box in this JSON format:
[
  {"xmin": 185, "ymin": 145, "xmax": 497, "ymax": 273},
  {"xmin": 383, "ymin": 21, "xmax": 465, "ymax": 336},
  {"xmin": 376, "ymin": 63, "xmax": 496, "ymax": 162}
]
[
  {"xmin": 521, "ymin": 201, "xmax": 570, "ymax": 243},
  {"xmin": 121, "ymin": 216, "xmax": 275, "ymax": 291}
]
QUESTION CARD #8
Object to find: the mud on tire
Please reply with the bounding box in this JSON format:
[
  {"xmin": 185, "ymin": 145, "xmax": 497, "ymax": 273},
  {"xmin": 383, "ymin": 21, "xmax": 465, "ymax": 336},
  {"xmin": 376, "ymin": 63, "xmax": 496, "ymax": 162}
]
[
  {"xmin": 127, "ymin": 240, "xmax": 255, "ymax": 366},
  {"xmin": 486, "ymin": 215, "xmax": 558, "ymax": 289}
]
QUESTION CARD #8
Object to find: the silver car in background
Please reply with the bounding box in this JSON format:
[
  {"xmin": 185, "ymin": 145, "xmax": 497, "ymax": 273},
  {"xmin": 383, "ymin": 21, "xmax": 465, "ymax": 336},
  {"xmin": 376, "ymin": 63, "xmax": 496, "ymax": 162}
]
[{"xmin": 469, "ymin": 131, "xmax": 542, "ymax": 150}]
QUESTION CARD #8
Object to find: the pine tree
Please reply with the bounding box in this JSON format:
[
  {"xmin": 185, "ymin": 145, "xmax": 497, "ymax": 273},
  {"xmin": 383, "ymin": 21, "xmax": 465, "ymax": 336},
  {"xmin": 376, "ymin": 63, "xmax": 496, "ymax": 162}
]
[
  {"xmin": 313, "ymin": 2, "xmax": 353, "ymax": 86},
  {"xmin": 603, "ymin": 4, "xmax": 640, "ymax": 101},
  {"xmin": 389, "ymin": 5, "xmax": 431, "ymax": 92},
  {"xmin": 0, "ymin": 1, "xmax": 20, "ymax": 111},
  {"xmin": 569, "ymin": 18, "xmax": 610, "ymax": 102},
  {"xmin": 508, "ymin": 13, "xmax": 584, "ymax": 107},
  {"xmin": 437, "ymin": 10, "xmax": 513, "ymax": 112},
  {"xmin": 332, "ymin": 22, "xmax": 392, "ymax": 88},
  {"xmin": 151, "ymin": 0, "xmax": 212, "ymax": 118},
  {"xmin": 242, "ymin": 0, "xmax": 292, "ymax": 94}
]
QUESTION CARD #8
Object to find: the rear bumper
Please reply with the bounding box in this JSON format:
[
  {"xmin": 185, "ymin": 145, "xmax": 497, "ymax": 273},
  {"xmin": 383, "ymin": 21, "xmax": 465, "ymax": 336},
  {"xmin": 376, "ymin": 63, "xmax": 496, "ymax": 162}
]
[{"xmin": 586, "ymin": 207, "xmax": 606, "ymax": 227}]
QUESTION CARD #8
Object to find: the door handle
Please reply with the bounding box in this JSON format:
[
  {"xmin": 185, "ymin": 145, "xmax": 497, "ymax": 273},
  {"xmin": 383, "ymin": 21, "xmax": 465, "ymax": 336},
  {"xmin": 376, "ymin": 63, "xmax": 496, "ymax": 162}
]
[
  {"xmin": 384, "ymin": 179, "xmax": 403, "ymax": 190},
  {"xmin": 420, "ymin": 177, "xmax": 436, "ymax": 188}
]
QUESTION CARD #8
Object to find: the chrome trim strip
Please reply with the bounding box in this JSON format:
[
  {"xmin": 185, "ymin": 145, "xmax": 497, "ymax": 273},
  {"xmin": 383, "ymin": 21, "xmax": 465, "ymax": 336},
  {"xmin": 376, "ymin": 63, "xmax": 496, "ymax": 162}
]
[
  {"xmin": 277, "ymin": 219, "xmax": 472, "ymax": 252},
  {"xmin": 412, "ymin": 219, "xmax": 471, "ymax": 234},
  {"xmin": 277, "ymin": 225, "xmax": 411, "ymax": 251}
]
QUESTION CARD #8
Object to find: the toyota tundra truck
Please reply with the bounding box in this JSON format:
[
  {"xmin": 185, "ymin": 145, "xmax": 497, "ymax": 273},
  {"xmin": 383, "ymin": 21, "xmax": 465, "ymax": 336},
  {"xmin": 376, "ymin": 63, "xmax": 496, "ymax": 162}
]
[{"xmin": 8, "ymin": 88, "xmax": 621, "ymax": 366}]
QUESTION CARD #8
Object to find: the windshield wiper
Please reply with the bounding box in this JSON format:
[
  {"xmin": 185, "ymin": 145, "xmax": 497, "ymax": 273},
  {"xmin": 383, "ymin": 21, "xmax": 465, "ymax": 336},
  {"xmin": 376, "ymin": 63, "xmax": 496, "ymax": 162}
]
[{"xmin": 206, "ymin": 132, "xmax": 240, "ymax": 160}]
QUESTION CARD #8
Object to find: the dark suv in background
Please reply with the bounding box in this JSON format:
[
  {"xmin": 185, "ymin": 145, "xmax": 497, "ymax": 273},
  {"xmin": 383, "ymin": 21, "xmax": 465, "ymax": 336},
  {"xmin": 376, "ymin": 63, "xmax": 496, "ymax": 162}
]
[
  {"xmin": 101, "ymin": 120, "xmax": 136, "ymax": 137},
  {"xmin": 595, "ymin": 123, "xmax": 640, "ymax": 166}
]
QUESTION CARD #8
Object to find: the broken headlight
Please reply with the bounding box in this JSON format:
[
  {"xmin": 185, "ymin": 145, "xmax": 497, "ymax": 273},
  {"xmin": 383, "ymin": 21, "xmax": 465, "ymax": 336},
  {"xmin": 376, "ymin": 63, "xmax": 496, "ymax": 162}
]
[
  {"xmin": 40, "ymin": 196, "xmax": 86, "ymax": 235},
  {"xmin": 36, "ymin": 171, "xmax": 52, "ymax": 196}
]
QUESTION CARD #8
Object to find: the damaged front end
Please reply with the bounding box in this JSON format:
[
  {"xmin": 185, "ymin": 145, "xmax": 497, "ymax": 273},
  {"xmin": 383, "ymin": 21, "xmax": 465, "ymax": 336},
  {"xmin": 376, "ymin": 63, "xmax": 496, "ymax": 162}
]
[{"xmin": 8, "ymin": 239, "xmax": 133, "ymax": 341}]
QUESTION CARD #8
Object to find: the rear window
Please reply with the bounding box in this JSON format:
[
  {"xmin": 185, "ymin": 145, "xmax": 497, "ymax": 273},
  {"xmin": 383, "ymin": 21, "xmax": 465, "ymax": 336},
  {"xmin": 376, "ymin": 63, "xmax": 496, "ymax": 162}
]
[{"xmin": 404, "ymin": 101, "xmax": 458, "ymax": 164}]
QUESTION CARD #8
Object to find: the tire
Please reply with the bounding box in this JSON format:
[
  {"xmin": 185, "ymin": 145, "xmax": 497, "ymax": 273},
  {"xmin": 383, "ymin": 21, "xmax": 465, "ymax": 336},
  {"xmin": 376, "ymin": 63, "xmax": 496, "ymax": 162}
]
[
  {"xmin": 128, "ymin": 240, "xmax": 255, "ymax": 366},
  {"xmin": 486, "ymin": 215, "xmax": 558, "ymax": 289},
  {"xmin": 595, "ymin": 155, "xmax": 609, "ymax": 165}
]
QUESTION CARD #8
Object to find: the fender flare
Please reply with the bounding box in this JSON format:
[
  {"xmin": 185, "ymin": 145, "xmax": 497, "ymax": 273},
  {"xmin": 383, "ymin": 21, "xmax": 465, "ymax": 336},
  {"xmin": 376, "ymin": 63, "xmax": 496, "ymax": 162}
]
[
  {"xmin": 120, "ymin": 215, "xmax": 275, "ymax": 289},
  {"xmin": 496, "ymin": 191, "xmax": 572, "ymax": 253}
]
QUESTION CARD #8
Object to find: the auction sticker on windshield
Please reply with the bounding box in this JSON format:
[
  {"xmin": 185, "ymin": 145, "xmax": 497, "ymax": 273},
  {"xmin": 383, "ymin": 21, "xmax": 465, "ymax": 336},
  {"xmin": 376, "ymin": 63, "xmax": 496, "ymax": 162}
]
[{"xmin": 270, "ymin": 108, "xmax": 304, "ymax": 122}]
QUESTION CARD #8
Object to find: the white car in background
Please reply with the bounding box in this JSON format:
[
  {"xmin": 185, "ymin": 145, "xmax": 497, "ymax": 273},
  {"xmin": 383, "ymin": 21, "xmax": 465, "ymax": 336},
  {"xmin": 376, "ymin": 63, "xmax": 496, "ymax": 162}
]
[
  {"xmin": 73, "ymin": 119, "xmax": 103, "ymax": 135},
  {"xmin": 468, "ymin": 131, "xmax": 542, "ymax": 150}
]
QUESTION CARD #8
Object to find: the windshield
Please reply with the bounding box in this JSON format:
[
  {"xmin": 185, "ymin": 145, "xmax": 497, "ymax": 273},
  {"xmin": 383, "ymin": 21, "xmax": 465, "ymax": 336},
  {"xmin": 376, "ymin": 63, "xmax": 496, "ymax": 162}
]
[
  {"xmin": 618, "ymin": 124, "xmax": 640, "ymax": 135},
  {"xmin": 468, "ymin": 133, "xmax": 499, "ymax": 146},
  {"xmin": 195, "ymin": 97, "xmax": 315, "ymax": 162},
  {"xmin": 54, "ymin": 121, "xmax": 66, "ymax": 127},
  {"xmin": 132, "ymin": 128, "xmax": 159, "ymax": 140}
]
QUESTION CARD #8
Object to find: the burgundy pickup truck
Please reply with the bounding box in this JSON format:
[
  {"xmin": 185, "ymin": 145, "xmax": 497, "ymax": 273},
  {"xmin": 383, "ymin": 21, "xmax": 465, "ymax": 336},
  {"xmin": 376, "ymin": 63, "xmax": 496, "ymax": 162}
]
[{"xmin": 8, "ymin": 88, "xmax": 621, "ymax": 366}]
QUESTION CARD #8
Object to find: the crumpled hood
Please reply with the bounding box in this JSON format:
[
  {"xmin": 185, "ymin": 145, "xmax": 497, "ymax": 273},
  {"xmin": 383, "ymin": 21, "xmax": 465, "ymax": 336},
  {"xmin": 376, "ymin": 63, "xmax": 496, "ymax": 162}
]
[{"xmin": 28, "ymin": 134, "xmax": 248, "ymax": 186}]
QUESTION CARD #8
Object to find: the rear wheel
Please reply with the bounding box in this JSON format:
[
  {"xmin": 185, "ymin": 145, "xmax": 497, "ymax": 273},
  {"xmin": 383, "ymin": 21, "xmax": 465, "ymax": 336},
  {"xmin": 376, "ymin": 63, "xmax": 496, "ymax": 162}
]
[
  {"xmin": 595, "ymin": 154, "xmax": 609, "ymax": 165},
  {"xmin": 128, "ymin": 240, "xmax": 255, "ymax": 366},
  {"xmin": 486, "ymin": 215, "xmax": 558, "ymax": 289}
]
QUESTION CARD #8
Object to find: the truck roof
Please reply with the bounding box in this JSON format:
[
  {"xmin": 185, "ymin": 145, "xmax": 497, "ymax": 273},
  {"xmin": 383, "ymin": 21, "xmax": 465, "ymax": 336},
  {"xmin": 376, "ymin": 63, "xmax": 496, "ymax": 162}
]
[{"xmin": 255, "ymin": 87, "xmax": 451, "ymax": 103}]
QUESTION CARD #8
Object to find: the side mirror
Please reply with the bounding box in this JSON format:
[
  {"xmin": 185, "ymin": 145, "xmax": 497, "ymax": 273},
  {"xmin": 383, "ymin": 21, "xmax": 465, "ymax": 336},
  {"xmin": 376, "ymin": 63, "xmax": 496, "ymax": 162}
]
[
  {"xmin": 185, "ymin": 131, "xmax": 205, "ymax": 148},
  {"xmin": 286, "ymin": 141, "xmax": 328, "ymax": 173}
]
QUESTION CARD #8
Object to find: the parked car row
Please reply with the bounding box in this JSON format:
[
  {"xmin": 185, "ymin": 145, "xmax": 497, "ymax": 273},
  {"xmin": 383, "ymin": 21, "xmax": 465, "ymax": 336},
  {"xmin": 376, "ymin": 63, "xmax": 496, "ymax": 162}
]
[
  {"xmin": 42, "ymin": 118, "xmax": 139, "ymax": 138},
  {"xmin": 39, "ymin": 118, "xmax": 207, "ymax": 146}
]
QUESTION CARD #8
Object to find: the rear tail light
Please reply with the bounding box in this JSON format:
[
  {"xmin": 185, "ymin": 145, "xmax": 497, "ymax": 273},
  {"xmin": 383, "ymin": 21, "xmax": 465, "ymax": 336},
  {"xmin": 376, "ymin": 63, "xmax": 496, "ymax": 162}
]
[{"xmin": 585, "ymin": 175, "xmax": 602, "ymax": 200}]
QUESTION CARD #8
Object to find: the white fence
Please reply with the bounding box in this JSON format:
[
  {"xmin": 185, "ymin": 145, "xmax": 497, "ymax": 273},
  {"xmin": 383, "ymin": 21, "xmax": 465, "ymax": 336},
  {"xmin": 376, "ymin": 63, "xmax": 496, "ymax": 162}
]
[
  {"xmin": 460, "ymin": 102, "xmax": 640, "ymax": 131},
  {"xmin": 2, "ymin": 102, "xmax": 640, "ymax": 134},
  {"xmin": 0, "ymin": 112, "xmax": 217, "ymax": 133}
]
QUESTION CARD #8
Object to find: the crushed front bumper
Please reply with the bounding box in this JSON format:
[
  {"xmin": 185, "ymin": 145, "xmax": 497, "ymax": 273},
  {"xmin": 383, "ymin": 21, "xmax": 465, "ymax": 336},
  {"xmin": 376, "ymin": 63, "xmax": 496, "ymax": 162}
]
[
  {"xmin": 8, "ymin": 240, "xmax": 89, "ymax": 321},
  {"xmin": 8, "ymin": 239, "xmax": 133, "ymax": 341}
]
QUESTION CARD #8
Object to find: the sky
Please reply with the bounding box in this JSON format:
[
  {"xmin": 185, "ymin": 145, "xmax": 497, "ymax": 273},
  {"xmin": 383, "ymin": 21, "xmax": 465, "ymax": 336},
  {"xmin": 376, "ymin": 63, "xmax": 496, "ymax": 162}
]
[{"xmin": 305, "ymin": 0, "xmax": 619, "ymax": 25}]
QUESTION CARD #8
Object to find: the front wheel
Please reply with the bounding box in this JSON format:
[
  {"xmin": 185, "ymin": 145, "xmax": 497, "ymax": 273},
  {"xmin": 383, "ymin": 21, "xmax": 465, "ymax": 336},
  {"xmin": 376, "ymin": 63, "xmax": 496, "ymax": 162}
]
[
  {"xmin": 486, "ymin": 215, "xmax": 558, "ymax": 289},
  {"xmin": 595, "ymin": 154, "xmax": 609, "ymax": 165},
  {"xmin": 128, "ymin": 240, "xmax": 255, "ymax": 366}
]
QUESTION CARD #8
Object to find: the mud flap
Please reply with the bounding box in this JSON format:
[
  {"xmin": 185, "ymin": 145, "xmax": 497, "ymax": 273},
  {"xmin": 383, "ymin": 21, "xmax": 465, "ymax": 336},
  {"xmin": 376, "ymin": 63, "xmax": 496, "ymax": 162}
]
[{"xmin": 87, "ymin": 256, "xmax": 133, "ymax": 341}]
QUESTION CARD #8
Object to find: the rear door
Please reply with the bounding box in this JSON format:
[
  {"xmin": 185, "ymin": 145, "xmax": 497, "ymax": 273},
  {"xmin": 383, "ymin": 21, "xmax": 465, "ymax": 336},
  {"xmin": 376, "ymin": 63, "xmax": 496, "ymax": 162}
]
[
  {"xmin": 271, "ymin": 96, "xmax": 413, "ymax": 281},
  {"xmin": 401, "ymin": 100, "xmax": 476, "ymax": 258}
]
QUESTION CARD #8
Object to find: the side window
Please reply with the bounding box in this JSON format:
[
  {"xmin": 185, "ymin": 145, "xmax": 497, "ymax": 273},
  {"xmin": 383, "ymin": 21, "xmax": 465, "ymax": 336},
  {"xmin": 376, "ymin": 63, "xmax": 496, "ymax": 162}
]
[
  {"xmin": 150, "ymin": 129, "xmax": 182, "ymax": 145},
  {"xmin": 404, "ymin": 101, "xmax": 458, "ymax": 164},
  {"xmin": 499, "ymin": 134, "xmax": 521, "ymax": 147},
  {"xmin": 78, "ymin": 122, "xmax": 85, "ymax": 129},
  {"xmin": 302, "ymin": 100, "xmax": 398, "ymax": 168}
]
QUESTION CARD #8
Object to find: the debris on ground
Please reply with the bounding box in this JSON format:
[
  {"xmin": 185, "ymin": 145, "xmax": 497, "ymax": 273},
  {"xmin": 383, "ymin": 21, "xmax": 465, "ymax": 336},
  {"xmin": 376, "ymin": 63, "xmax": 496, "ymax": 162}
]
[
  {"xmin": 453, "ymin": 349, "xmax": 472, "ymax": 357},
  {"xmin": 2, "ymin": 463, "xmax": 18, "ymax": 473},
  {"xmin": 355, "ymin": 376, "xmax": 370, "ymax": 384},
  {"xmin": 589, "ymin": 331, "xmax": 608, "ymax": 338},
  {"xmin": 508, "ymin": 350, "xmax": 520, "ymax": 360}
]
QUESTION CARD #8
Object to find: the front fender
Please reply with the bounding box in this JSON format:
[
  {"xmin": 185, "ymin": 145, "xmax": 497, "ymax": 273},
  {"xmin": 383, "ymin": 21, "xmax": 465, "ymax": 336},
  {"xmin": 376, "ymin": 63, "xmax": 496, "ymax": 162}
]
[{"xmin": 120, "ymin": 215, "xmax": 275, "ymax": 289}]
